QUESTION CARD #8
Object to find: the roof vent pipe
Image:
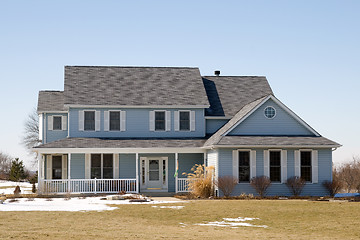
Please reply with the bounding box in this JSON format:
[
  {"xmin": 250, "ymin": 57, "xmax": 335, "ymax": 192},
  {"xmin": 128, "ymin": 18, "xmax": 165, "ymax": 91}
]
[{"xmin": 214, "ymin": 70, "xmax": 220, "ymax": 76}]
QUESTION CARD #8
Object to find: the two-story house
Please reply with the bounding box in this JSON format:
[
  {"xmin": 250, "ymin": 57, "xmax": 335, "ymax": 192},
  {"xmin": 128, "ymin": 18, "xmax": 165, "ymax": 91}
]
[{"xmin": 34, "ymin": 66, "xmax": 340, "ymax": 196}]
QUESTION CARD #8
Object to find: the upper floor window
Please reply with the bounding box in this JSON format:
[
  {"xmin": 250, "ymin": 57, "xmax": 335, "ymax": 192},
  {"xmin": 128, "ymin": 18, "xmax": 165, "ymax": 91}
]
[
  {"xmin": 48, "ymin": 115, "xmax": 67, "ymax": 131},
  {"xmin": 155, "ymin": 111, "xmax": 166, "ymax": 131},
  {"xmin": 264, "ymin": 106, "xmax": 276, "ymax": 119},
  {"xmin": 110, "ymin": 111, "xmax": 120, "ymax": 131},
  {"xmin": 301, "ymin": 151, "xmax": 312, "ymax": 182},
  {"xmin": 84, "ymin": 111, "xmax": 95, "ymax": 131},
  {"xmin": 179, "ymin": 111, "xmax": 190, "ymax": 131},
  {"xmin": 53, "ymin": 116, "xmax": 62, "ymax": 130},
  {"xmin": 239, "ymin": 151, "xmax": 250, "ymax": 182},
  {"xmin": 270, "ymin": 151, "xmax": 281, "ymax": 182}
]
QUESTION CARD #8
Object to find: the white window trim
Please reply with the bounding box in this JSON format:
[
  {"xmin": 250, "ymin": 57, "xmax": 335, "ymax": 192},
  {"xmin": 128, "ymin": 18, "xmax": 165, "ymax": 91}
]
[
  {"xmin": 268, "ymin": 149, "xmax": 282, "ymax": 183},
  {"xmin": 233, "ymin": 149, "xmax": 255, "ymax": 184},
  {"xmin": 90, "ymin": 153, "xmax": 114, "ymax": 179},
  {"xmin": 83, "ymin": 110, "xmax": 97, "ymax": 132},
  {"xmin": 154, "ymin": 110, "xmax": 167, "ymax": 132},
  {"xmin": 178, "ymin": 110, "xmax": 191, "ymax": 132},
  {"xmin": 264, "ymin": 106, "xmax": 276, "ymax": 119},
  {"xmin": 299, "ymin": 149, "xmax": 317, "ymax": 184},
  {"xmin": 51, "ymin": 115, "xmax": 65, "ymax": 131},
  {"xmin": 108, "ymin": 110, "xmax": 122, "ymax": 132}
]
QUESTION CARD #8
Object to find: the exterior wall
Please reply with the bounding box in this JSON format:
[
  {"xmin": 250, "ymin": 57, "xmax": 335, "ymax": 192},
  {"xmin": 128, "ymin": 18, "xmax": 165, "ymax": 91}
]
[
  {"xmin": 70, "ymin": 154, "xmax": 85, "ymax": 179},
  {"xmin": 178, "ymin": 153, "xmax": 204, "ymax": 176},
  {"xmin": 44, "ymin": 113, "xmax": 68, "ymax": 143},
  {"xmin": 206, "ymin": 119, "xmax": 228, "ymax": 135},
  {"xmin": 69, "ymin": 108, "xmax": 205, "ymax": 138},
  {"xmin": 119, "ymin": 154, "xmax": 136, "ymax": 179},
  {"xmin": 228, "ymin": 99, "xmax": 314, "ymax": 136},
  {"xmin": 217, "ymin": 148, "xmax": 332, "ymax": 196}
]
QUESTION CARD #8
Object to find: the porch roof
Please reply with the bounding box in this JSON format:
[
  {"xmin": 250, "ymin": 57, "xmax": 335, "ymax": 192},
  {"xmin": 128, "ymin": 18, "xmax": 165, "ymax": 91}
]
[
  {"xmin": 35, "ymin": 137, "xmax": 207, "ymax": 149},
  {"xmin": 215, "ymin": 136, "xmax": 341, "ymax": 148}
]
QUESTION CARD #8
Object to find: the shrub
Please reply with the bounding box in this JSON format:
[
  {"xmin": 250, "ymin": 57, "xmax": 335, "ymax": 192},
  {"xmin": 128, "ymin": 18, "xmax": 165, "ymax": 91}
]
[
  {"xmin": 286, "ymin": 176, "xmax": 306, "ymax": 196},
  {"xmin": 32, "ymin": 182, "xmax": 37, "ymax": 193},
  {"xmin": 323, "ymin": 169, "xmax": 342, "ymax": 197},
  {"xmin": 216, "ymin": 176, "xmax": 238, "ymax": 197},
  {"xmin": 183, "ymin": 164, "xmax": 214, "ymax": 198},
  {"xmin": 14, "ymin": 186, "xmax": 21, "ymax": 197},
  {"xmin": 250, "ymin": 176, "xmax": 271, "ymax": 198}
]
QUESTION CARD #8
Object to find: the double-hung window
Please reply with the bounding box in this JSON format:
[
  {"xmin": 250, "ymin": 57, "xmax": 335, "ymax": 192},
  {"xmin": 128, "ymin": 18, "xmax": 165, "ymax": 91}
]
[
  {"xmin": 269, "ymin": 151, "xmax": 281, "ymax": 182},
  {"xmin": 238, "ymin": 151, "xmax": 250, "ymax": 182},
  {"xmin": 179, "ymin": 111, "xmax": 190, "ymax": 131},
  {"xmin": 91, "ymin": 154, "xmax": 113, "ymax": 179},
  {"xmin": 84, "ymin": 111, "xmax": 95, "ymax": 131},
  {"xmin": 110, "ymin": 111, "xmax": 121, "ymax": 131},
  {"xmin": 53, "ymin": 116, "xmax": 62, "ymax": 130},
  {"xmin": 155, "ymin": 111, "xmax": 166, "ymax": 131},
  {"xmin": 301, "ymin": 151, "xmax": 312, "ymax": 182},
  {"xmin": 52, "ymin": 156, "xmax": 62, "ymax": 179}
]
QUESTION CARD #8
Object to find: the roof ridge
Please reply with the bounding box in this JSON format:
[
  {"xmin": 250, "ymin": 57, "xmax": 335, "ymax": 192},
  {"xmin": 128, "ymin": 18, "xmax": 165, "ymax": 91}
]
[
  {"xmin": 202, "ymin": 76, "xmax": 266, "ymax": 78},
  {"xmin": 39, "ymin": 90, "xmax": 63, "ymax": 92},
  {"xmin": 65, "ymin": 66, "xmax": 199, "ymax": 69}
]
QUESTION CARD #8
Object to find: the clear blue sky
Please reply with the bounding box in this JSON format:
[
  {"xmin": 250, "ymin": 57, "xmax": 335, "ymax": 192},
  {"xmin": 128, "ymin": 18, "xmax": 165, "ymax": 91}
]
[{"xmin": 0, "ymin": 1, "xmax": 359, "ymax": 169}]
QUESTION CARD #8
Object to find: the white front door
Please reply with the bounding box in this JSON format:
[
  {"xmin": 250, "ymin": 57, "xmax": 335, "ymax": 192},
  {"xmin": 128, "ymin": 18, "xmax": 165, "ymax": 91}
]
[{"xmin": 140, "ymin": 157, "xmax": 168, "ymax": 191}]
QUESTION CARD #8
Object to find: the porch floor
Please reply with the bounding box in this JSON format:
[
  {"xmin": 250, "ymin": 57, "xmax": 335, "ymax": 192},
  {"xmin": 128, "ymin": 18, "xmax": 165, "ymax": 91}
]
[{"xmin": 141, "ymin": 192, "xmax": 176, "ymax": 197}]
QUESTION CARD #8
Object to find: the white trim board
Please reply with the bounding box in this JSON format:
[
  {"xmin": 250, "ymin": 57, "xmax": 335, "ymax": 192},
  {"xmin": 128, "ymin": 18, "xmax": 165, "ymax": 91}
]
[
  {"xmin": 65, "ymin": 104, "xmax": 209, "ymax": 109},
  {"xmin": 34, "ymin": 148, "xmax": 207, "ymax": 154},
  {"xmin": 223, "ymin": 95, "xmax": 320, "ymax": 137}
]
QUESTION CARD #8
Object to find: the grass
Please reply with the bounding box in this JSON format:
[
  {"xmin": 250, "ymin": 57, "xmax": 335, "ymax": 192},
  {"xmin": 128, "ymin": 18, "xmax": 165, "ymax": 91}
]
[{"xmin": 1, "ymin": 199, "xmax": 359, "ymax": 239}]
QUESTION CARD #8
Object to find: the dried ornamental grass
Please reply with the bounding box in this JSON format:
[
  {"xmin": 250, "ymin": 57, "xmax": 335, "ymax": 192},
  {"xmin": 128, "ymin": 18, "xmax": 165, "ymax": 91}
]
[{"xmin": 183, "ymin": 164, "xmax": 215, "ymax": 198}]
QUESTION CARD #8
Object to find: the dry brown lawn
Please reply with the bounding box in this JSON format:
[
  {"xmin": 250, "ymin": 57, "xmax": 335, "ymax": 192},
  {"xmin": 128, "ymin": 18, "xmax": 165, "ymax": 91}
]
[{"xmin": 0, "ymin": 199, "xmax": 359, "ymax": 239}]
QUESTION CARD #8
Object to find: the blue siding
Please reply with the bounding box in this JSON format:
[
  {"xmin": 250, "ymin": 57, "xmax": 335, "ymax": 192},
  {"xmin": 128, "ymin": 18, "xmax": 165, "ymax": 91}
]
[
  {"xmin": 217, "ymin": 148, "xmax": 332, "ymax": 197},
  {"xmin": 206, "ymin": 119, "xmax": 228, "ymax": 134},
  {"xmin": 228, "ymin": 99, "xmax": 315, "ymax": 136},
  {"xmin": 70, "ymin": 154, "xmax": 85, "ymax": 179},
  {"xmin": 178, "ymin": 153, "xmax": 204, "ymax": 176},
  {"xmin": 45, "ymin": 113, "xmax": 68, "ymax": 143},
  {"xmin": 119, "ymin": 154, "xmax": 136, "ymax": 178},
  {"xmin": 69, "ymin": 108, "xmax": 205, "ymax": 138}
]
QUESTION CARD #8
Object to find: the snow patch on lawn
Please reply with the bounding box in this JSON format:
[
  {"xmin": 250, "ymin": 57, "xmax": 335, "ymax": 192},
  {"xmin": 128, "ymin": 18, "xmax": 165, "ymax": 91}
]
[
  {"xmin": 0, "ymin": 181, "xmax": 35, "ymax": 195},
  {"xmin": 0, "ymin": 195, "xmax": 184, "ymax": 212},
  {"xmin": 195, "ymin": 217, "xmax": 268, "ymax": 228},
  {"xmin": 152, "ymin": 205, "xmax": 184, "ymax": 209}
]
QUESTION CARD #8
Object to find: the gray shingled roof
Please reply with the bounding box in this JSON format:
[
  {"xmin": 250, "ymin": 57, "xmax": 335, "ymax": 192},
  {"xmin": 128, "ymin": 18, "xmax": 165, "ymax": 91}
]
[
  {"xmin": 35, "ymin": 138, "xmax": 207, "ymax": 149},
  {"xmin": 216, "ymin": 136, "xmax": 341, "ymax": 147},
  {"xmin": 64, "ymin": 66, "xmax": 209, "ymax": 106},
  {"xmin": 202, "ymin": 76, "xmax": 273, "ymax": 117},
  {"xmin": 37, "ymin": 91, "xmax": 66, "ymax": 112},
  {"xmin": 204, "ymin": 96, "xmax": 268, "ymax": 146}
]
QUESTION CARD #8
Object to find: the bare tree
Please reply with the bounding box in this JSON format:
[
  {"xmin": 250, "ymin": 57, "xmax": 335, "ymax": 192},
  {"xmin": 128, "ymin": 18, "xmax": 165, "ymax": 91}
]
[
  {"xmin": 339, "ymin": 159, "xmax": 359, "ymax": 193},
  {"xmin": 0, "ymin": 152, "xmax": 13, "ymax": 180},
  {"xmin": 21, "ymin": 108, "xmax": 41, "ymax": 164}
]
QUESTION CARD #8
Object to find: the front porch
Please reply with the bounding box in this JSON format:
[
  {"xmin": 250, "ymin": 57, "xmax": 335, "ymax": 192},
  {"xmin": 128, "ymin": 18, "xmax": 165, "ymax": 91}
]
[{"xmin": 37, "ymin": 151, "xmax": 204, "ymax": 195}]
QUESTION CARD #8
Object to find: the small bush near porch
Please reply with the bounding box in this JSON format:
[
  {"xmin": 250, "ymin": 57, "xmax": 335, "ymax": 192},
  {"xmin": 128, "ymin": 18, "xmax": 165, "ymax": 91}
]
[{"xmin": 1, "ymin": 200, "xmax": 359, "ymax": 239}]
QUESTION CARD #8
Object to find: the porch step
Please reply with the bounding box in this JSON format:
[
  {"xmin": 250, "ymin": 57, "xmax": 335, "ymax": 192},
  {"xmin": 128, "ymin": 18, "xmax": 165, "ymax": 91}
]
[{"xmin": 141, "ymin": 192, "xmax": 176, "ymax": 197}]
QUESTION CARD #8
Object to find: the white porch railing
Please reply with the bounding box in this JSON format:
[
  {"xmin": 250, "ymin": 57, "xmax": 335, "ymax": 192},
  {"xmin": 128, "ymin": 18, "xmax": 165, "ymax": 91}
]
[
  {"xmin": 177, "ymin": 178, "xmax": 192, "ymax": 192},
  {"xmin": 40, "ymin": 179, "xmax": 137, "ymax": 194}
]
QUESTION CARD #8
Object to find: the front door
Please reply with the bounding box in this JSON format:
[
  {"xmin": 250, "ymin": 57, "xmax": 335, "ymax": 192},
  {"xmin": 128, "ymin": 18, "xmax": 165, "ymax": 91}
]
[{"xmin": 140, "ymin": 157, "xmax": 168, "ymax": 191}]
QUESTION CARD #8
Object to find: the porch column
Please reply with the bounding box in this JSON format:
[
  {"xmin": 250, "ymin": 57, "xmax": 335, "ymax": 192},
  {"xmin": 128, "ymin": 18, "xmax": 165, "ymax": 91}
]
[
  {"xmin": 135, "ymin": 153, "xmax": 139, "ymax": 193},
  {"xmin": 175, "ymin": 153, "xmax": 178, "ymax": 193},
  {"xmin": 37, "ymin": 153, "xmax": 44, "ymax": 194},
  {"xmin": 68, "ymin": 153, "xmax": 71, "ymax": 179}
]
